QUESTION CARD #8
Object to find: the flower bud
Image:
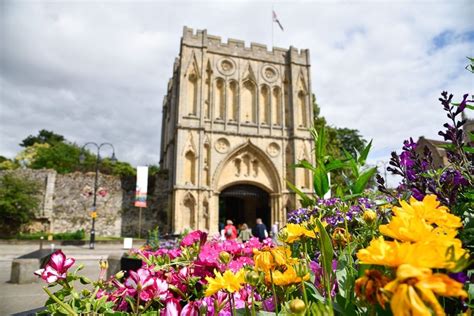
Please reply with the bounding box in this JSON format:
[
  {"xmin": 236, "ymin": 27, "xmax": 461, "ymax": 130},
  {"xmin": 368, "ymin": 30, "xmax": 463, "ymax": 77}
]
[
  {"xmin": 288, "ymin": 298, "xmax": 306, "ymax": 314},
  {"xmin": 245, "ymin": 271, "xmax": 260, "ymax": 286},
  {"xmin": 99, "ymin": 259, "xmax": 109, "ymax": 270},
  {"xmin": 81, "ymin": 289, "xmax": 91, "ymax": 296},
  {"xmin": 332, "ymin": 227, "xmax": 350, "ymax": 248},
  {"xmin": 363, "ymin": 210, "xmax": 377, "ymax": 224},
  {"xmin": 219, "ymin": 251, "xmax": 231, "ymax": 264},
  {"xmin": 114, "ymin": 270, "xmax": 125, "ymax": 280},
  {"xmin": 294, "ymin": 262, "xmax": 309, "ymax": 279},
  {"xmin": 199, "ymin": 300, "xmax": 208, "ymax": 316}
]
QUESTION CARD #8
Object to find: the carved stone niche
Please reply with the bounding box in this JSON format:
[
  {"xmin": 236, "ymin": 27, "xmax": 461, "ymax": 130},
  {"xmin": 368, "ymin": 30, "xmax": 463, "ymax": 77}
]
[
  {"xmin": 215, "ymin": 137, "xmax": 230, "ymax": 153},
  {"xmin": 233, "ymin": 153, "xmax": 259, "ymax": 178},
  {"xmin": 261, "ymin": 64, "xmax": 279, "ymax": 83},
  {"xmin": 267, "ymin": 142, "xmax": 280, "ymax": 157},
  {"xmin": 217, "ymin": 58, "xmax": 236, "ymax": 76}
]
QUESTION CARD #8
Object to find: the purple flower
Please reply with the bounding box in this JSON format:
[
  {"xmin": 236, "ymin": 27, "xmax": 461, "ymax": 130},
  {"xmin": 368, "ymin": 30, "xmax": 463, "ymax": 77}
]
[{"xmin": 449, "ymin": 272, "xmax": 469, "ymax": 284}]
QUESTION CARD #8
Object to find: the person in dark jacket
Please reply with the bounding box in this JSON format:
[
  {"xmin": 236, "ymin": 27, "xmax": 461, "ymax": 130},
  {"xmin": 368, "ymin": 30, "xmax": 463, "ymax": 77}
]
[{"xmin": 252, "ymin": 218, "xmax": 268, "ymax": 242}]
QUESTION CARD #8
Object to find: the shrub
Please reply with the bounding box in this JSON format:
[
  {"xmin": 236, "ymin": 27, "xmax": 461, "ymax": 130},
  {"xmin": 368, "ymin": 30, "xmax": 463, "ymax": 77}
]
[{"xmin": 0, "ymin": 173, "xmax": 41, "ymax": 236}]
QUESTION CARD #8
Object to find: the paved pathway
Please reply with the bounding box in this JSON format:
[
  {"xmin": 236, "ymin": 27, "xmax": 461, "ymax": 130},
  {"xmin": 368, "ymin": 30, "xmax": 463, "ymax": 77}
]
[{"xmin": 0, "ymin": 242, "xmax": 141, "ymax": 315}]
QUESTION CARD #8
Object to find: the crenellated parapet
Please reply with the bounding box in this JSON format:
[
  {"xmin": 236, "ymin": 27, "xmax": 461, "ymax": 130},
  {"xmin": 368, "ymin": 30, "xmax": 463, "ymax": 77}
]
[{"xmin": 182, "ymin": 26, "xmax": 310, "ymax": 66}]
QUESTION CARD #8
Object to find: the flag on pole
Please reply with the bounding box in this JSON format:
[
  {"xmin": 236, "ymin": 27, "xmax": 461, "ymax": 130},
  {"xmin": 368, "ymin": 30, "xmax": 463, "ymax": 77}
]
[
  {"xmin": 135, "ymin": 166, "xmax": 148, "ymax": 207},
  {"xmin": 272, "ymin": 10, "xmax": 284, "ymax": 31}
]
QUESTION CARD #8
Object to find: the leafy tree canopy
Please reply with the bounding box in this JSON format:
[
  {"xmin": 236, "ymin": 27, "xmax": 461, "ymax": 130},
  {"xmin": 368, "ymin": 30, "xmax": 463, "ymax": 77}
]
[
  {"xmin": 10, "ymin": 130, "xmax": 138, "ymax": 176},
  {"xmin": 20, "ymin": 129, "xmax": 65, "ymax": 147}
]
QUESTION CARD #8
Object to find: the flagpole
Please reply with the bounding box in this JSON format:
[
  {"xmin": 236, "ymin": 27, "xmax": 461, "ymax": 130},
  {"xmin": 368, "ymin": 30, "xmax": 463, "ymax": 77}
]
[{"xmin": 271, "ymin": 5, "xmax": 274, "ymax": 48}]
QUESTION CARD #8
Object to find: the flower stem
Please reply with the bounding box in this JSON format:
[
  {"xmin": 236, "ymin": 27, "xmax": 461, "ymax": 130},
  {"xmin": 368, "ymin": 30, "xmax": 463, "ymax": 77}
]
[
  {"xmin": 250, "ymin": 287, "xmax": 256, "ymax": 316},
  {"xmin": 269, "ymin": 270, "xmax": 279, "ymax": 316},
  {"xmin": 229, "ymin": 291, "xmax": 236, "ymax": 316},
  {"xmin": 43, "ymin": 287, "xmax": 78, "ymax": 316}
]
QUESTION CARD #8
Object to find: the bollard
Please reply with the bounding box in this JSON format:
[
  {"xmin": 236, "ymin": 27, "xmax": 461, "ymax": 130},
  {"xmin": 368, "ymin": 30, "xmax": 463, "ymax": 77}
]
[{"xmin": 40, "ymin": 236, "xmax": 44, "ymax": 250}]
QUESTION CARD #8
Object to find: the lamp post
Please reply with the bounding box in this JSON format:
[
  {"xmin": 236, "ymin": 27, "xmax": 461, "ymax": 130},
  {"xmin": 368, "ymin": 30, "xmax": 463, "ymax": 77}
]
[{"xmin": 79, "ymin": 142, "xmax": 117, "ymax": 249}]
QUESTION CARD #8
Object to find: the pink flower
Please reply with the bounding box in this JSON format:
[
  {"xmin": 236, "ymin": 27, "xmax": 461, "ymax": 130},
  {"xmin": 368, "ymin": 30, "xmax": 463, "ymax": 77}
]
[
  {"xmin": 181, "ymin": 301, "xmax": 199, "ymax": 316},
  {"xmin": 161, "ymin": 297, "xmax": 181, "ymax": 316},
  {"xmin": 34, "ymin": 250, "xmax": 75, "ymax": 283},
  {"xmin": 227, "ymin": 256, "xmax": 253, "ymax": 272},
  {"xmin": 125, "ymin": 269, "xmax": 155, "ymax": 301},
  {"xmin": 180, "ymin": 230, "xmax": 208, "ymax": 247},
  {"xmin": 150, "ymin": 278, "xmax": 169, "ymax": 301}
]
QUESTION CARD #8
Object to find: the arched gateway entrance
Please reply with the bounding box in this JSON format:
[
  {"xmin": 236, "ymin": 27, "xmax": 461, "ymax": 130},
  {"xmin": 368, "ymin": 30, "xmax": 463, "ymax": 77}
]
[{"xmin": 219, "ymin": 184, "xmax": 270, "ymax": 231}]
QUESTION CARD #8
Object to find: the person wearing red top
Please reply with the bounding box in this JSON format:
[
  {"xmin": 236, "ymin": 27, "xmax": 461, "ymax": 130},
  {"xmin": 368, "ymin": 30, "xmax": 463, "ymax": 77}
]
[{"xmin": 224, "ymin": 219, "xmax": 238, "ymax": 240}]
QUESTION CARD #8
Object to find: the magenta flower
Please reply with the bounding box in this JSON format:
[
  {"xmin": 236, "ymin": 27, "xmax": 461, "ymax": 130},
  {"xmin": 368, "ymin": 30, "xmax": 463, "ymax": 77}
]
[
  {"xmin": 34, "ymin": 250, "xmax": 75, "ymax": 283},
  {"xmin": 161, "ymin": 297, "xmax": 181, "ymax": 316},
  {"xmin": 180, "ymin": 230, "xmax": 208, "ymax": 247},
  {"xmin": 181, "ymin": 301, "xmax": 199, "ymax": 316},
  {"xmin": 125, "ymin": 268, "xmax": 155, "ymax": 301}
]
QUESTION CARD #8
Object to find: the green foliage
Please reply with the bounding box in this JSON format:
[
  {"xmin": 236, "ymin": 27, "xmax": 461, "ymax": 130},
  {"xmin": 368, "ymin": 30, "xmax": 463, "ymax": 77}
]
[
  {"xmin": 30, "ymin": 142, "xmax": 84, "ymax": 174},
  {"xmin": 11, "ymin": 129, "xmax": 138, "ymax": 177},
  {"xmin": 290, "ymin": 126, "xmax": 376, "ymax": 206},
  {"xmin": 147, "ymin": 226, "xmax": 161, "ymax": 250},
  {"xmin": 0, "ymin": 173, "xmax": 41, "ymax": 235},
  {"xmin": 20, "ymin": 129, "xmax": 65, "ymax": 147},
  {"xmin": 16, "ymin": 229, "xmax": 85, "ymax": 240}
]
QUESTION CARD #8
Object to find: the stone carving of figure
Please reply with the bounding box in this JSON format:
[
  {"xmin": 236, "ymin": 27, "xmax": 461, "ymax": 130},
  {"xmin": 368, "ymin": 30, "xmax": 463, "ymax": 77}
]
[
  {"xmin": 252, "ymin": 159, "xmax": 259, "ymax": 177},
  {"xmin": 234, "ymin": 158, "xmax": 241, "ymax": 176}
]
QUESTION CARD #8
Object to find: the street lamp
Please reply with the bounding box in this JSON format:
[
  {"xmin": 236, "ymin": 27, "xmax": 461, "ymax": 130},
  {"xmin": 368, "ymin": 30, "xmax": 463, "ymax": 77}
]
[{"xmin": 79, "ymin": 142, "xmax": 117, "ymax": 249}]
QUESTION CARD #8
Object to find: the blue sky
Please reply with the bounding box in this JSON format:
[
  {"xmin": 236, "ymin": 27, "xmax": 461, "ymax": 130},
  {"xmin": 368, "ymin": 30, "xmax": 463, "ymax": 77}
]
[{"xmin": 0, "ymin": 0, "xmax": 473, "ymax": 187}]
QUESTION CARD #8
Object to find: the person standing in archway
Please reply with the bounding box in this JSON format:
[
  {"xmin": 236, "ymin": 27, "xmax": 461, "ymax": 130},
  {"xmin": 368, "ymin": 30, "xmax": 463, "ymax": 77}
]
[
  {"xmin": 224, "ymin": 220, "xmax": 238, "ymax": 240},
  {"xmin": 238, "ymin": 223, "xmax": 252, "ymax": 242},
  {"xmin": 252, "ymin": 218, "xmax": 268, "ymax": 242}
]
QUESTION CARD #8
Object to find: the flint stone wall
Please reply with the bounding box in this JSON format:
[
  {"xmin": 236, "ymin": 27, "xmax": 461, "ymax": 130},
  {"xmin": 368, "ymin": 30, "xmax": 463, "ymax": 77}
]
[{"xmin": 0, "ymin": 169, "xmax": 169, "ymax": 237}]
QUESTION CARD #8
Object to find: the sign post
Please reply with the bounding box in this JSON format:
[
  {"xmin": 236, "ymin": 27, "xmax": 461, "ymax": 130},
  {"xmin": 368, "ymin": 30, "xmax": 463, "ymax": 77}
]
[{"xmin": 134, "ymin": 166, "xmax": 149, "ymax": 239}]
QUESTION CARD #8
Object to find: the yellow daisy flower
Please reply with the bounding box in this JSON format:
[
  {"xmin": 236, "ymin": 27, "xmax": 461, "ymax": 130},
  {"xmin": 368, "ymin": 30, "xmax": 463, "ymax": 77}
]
[
  {"xmin": 385, "ymin": 264, "xmax": 467, "ymax": 316},
  {"xmin": 204, "ymin": 269, "xmax": 245, "ymax": 296},
  {"xmin": 400, "ymin": 194, "xmax": 462, "ymax": 229},
  {"xmin": 253, "ymin": 246, "xmax": 294, "ymax": 272},
  {"xmin": 356, "ymin": 237, "xmax": 465, "ymax": 269},
  {"xmin": 282, "ymin": 223, "xmax": 317, "ymax": 243},
  {"xmin": 270, "ymin": 265, "xmax": 310, "ymax": 286}
]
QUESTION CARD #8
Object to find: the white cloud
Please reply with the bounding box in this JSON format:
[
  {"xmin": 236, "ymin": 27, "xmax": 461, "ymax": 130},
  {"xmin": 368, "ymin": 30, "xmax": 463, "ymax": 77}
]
[{"xmin": 0, "ymin": 0, "xmax": 472, "ymax": 180}]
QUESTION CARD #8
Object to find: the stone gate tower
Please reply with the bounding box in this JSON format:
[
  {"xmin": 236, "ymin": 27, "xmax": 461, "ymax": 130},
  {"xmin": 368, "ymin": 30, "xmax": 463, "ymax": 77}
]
[{"xmin": 160, "ymin": 27, "xmax": 314, "ymax": 234}]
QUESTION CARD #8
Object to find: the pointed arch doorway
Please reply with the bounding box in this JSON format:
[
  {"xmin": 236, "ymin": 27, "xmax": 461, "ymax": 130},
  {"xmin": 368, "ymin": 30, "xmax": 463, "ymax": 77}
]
[{"xmin": 218, "ymin": 184, "xmax": 270, "ymax": 232}]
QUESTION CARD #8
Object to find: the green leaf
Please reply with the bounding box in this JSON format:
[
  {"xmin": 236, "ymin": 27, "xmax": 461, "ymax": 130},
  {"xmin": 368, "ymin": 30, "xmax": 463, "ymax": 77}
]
[
  {"xmin": 463, "ymin": 146, "xmax": 474, "ymax": 154},
  {"xmin": 357, "ymin": 139, "xmax": 372, "ymax": 165},
  {"xmin": 286, "ymin": 180, "xmax": 314, "ymax": 208},
  {"xmin": 294, "ymin": 159, "xmax": 317, "ymax": 172},
  {"xmin": 315, "ymin": 218, "xmax": 334, "ymax": 297},
  {"xmin": 313, "ymin": 166, "xmax": 329, "ymax": 198},
  {"xmin": 325, "ymin": 159, "xmax": 348, "ymax": 172},
  {"xmin": 351, "ymin": 167, "xmax": 377, "ymax": 194}
]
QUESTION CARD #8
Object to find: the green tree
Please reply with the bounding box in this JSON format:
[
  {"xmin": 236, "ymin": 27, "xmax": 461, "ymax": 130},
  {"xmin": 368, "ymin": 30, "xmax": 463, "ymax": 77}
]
[
  {"xmin": 29, "ymin": 142, "xmax": 84, "ymax": 174},
  {"xmin": 16, "ymin": 129, "xmax": 137, "ymax": 176},
  {"xmin": 0, "ymin": 173, "xmax": 41, "ymax": 236},
  {"xmin": 335, "ymin": 128, "xmax": 367, "ymax": 158},
  {"xmin": 20, "ymin": 129, "xmax": 65, "ymax": 147}
]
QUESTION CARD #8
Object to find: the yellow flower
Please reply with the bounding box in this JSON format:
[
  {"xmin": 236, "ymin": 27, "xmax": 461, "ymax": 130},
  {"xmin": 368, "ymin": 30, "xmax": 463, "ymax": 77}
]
[
  {"xmin": 270, "ymin": 265, "xmax": 309, "ymax": 286},
  {"xmin": 253, "ymin": 246, "xmax": 294, "ymax": 272},
  {"xmin": 356, "ymin": 237, "xmax": 465, "ymax": 269},
  {"xmin": 399, "ymin": 195, "xmax": 462, "ymax": 229},
  {"xmin": 380, "ymin": 195, "xmax": 462, "ymax": 242},
  {"xmin": 379, "ymin": 208, "xmax": 433, "ymax": 242},
  {"xmin": 282, "ymin": 223, "xmax": 316, "ymax": 243},
  {"xmin": 205, "ymin": 269, "xmax": 245, "ymax": 296},
  {"xmin": 363, "ymin": 210, "xmax": 377, "ymax": 224},
  {"xmin": 385, "ymin": 264, "xmax": 467, "ymax": 316}
]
